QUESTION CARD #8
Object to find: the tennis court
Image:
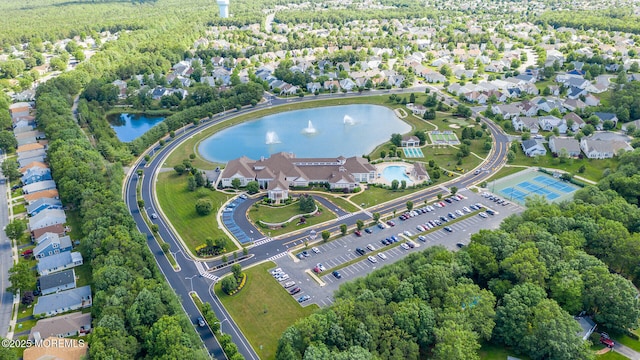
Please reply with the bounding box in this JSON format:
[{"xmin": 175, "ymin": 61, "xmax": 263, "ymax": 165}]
[
  {"xmin": 402, "ymin": 147, "xmax": 424, "ymax": 158},
  {"xmin": 429, "ymin": 131, "xmax": 460, "ymax": 145},
  {"xmin": 488, "ymin": 168, "xmax": 580, "ymax": 205}
]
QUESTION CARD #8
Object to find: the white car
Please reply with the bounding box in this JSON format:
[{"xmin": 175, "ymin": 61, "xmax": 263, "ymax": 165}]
[
  {"xmin": 283, "ymin": 281, "xmax": 296, "ymax": 288},
  {"xmin": 366, "ymin": 244, "xmax": 376, "ymax": 251},
  {"xmin": 316, "ymin": 263, "xmax": 326, "ymax": 272},
  {"xmin": 455, "ymin": 210, "xmax": 464, "ymax": 216},
  {"xmin": 403, "ymin": 230, "xmax": 412, "ymax": 237},
  {"xmin": 311, "ymin": 247, "xmax": 320, "ymax": 254},
  {"xmin": 151, "ymin": 213, "xmax": 158, "ymax": 219},
  {"xmin": 368, "ymin": 256, "xmax": 378, "ymax": 263},
  {"xmin": 400, "ymin": 243, "xmax": 410, "ymax": 250},
  {"xmin": 479, "ymin": 212, "xmax": 488, "ymax": 218},
  {"xmin": 378, "ymin": 252, "xmax": 387, "ymax": 260},
  {"xmin": 463, "ymin": 207, "xmax": 471, "ymax": 213},
  {"xmin": 271, "ymin": 268, "xmax": 282, "ymax": 276},
  {"xmin": 277, "ymin": 274, "xmax": 290, "ymax": 282}
]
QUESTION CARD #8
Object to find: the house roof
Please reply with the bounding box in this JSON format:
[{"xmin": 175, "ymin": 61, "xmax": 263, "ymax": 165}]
[
  {"xmin": 23, "ymin": 337, "xmax": 87, "ymax": 360},
  {"xmin": 27, "ymin": 197, "xmax": 62, "ymax": 214},
  {"xmin": 33, "ymin": 233, "xmax": 72, "ymax": 257},
  {"xmin": 550, "ymin": 136, "xmax": 580, "ymax": 154},
  {"xmin": 20, "ymin": 161, "xmax": 49, "ymax": 174},
  {"xmin": 17, "ymin": 142, "xmax": 44, "ymax": 153},
  {"xmin": 32, "ymin": 224, "xmax": 66, "ymax": 239},
  {"xmin": 25, "ymin": 189, "xmax": 59, "ymax": 203},
  {"xmin": 37, "ymin": 252, "xmax": 82, "ymax": 275},
  {"xmin": 39, "ymin": 269, "xmax": 75, "ymax": 293},
  {"xmin": 522, "ymin": 139, "xmax": 540, "ymax": 150},
  {"xmin": 594, "ymin": 112, "xmax": 617, "ymax": 121},
  {"xmin": 29, "ymin": 312, "xmax": 91, "ymax": 341},
  {"xmin": 23, "ymin": 180, "xmax": 57, "ymax": 194},
  {"xmin": 29, "ymin": 209, "xmax": 67, "ymax": 231},
  {"xmin": 33, "ymin": 286, "xmax": 91, "ymax": 316}
]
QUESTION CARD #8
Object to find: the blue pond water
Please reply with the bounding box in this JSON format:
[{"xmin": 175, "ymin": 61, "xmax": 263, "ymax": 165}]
[
  {"xmin": 198, "ymin": 104, "xmax": 411, "ymax": 163},
  {"xmin": 109, "ymin": 113, "xmax": 165, "ymax": 142},
  {"xmin": 382, "ymin": 165, "xmax": 413, "ymax": 184}
]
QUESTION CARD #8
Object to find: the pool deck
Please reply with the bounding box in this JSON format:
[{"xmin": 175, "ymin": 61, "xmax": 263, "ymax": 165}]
[{"xmin": 374, "ymin": 162, "xmax": 420, "ymax": 186}]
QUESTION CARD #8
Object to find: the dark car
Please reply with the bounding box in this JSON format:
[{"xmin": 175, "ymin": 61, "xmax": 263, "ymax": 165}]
[
  {"xmin": 377, "ymin": 223, "xmax": 385, "ymax": 229},
  {"xmin": 444, "ymin": 198, "xmax": 453, "ymax": 203},
  {"xmin": 486, "ymin": 209, "xmax": 495, "ymax": 215},
  {"xmin": 448, "ymin": 212, "xmax": 456, "ymax": 219},
  {"xmin": 381, "ymin": 239, "xmax": 389, "ymax": 246},
  {"xmin": 364, "ymin": 228, "xmax": 373, "ymax": 234},
  {"xmin": 439, "ymin": 216, "xmax": 448, "ymax": 222},
  {"xmin": 356, "ymin": 248, "xmax": 366, "ymax": 256},
  {"xmin": 197, "ymin": 317, "xmax": 206, "ymax": 327},
  {"xmin": 456, "ymin": 242, "xmax": 465, "ymax": 248},
  {"xmin": 289, "ymin": 287, "xmax": 301, "ymax": 295},
  {"xmin": 332, "ymin": 271, "xmax": 342, "ymax": 279},
  {"xmin": 444, "ymin": 226, "xmax": 453, "ymax": 232},
  {"xmin": 600, "ymin": 333, "xmax": 614, "ymax": 348}
]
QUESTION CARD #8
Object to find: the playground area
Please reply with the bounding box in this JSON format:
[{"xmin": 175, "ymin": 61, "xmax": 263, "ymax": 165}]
[
  {"xmin": 402, "ymin": 147, "xmax": 425, "ymax": 158},
  {"xmin": 488, "ymin": 168, "xmax": 580, "ymax": 205},
  {"xmin": 429, "ymin": 130, "xmax": 460, "ymax": 145}
]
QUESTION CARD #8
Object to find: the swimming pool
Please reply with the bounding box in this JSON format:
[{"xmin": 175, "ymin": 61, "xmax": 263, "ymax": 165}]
[{"xmin": 382, "ymin": 166, "xmax": 413, "ymax": 184}]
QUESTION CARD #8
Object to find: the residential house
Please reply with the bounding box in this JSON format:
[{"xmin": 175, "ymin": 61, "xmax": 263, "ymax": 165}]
[
  {"xmin": 534, "ymin": 97, "xmax": 565, "ymax": 114},
  {"xmin": 518, "ymin": 101, "xmax": 538, "ymax": 117},
  {"xmin": 423, "ymin": 70, "xmax": 446, "ymax": 83},
  {"xmin": 27, "ymin": 197, "xmax": 63, "ymax": 216},
  {"xmin": 323, "ymin": 80, "xmax": 340, "ymax": 92},
  {"xmin": 512, "ymin": 117, "xmax": 540, "ymax": 133},
  {"xmin": 576, "ymin": 317, "xmax": 597, "ymax": 342},
  {"xmin": 29, "ymin": 209, "xmax": 67, "ymax": 232},
  {"xmin": 23, "ymin": 180, "xmax": 56, "ymax": 195},
  {"xmin": 212, "ymin": 68, "xmax": 231, "ymax": 85},
  {"xmin": 563, "ymin": 77, "xmax": 590, "ymax": 90},
  {"xmin": 33, "ymin": 232, "xmax": 72, "ymax": 259},
  {"xmin": 21, "ymin": 165, "xmax": 52, "ymax": 185},
  {"xmin": 306, "ymin": 82, "xmax": 322, "ymax": 93},
  {"xmin": 280, "ymin": 84, "xmax": 298, "ymax": 95},
  {"xmin": 31, "ymin": 224, "xmax": 66, "ymax": 241},
  {"xmin": 584, "ymin": 94, "xmax": 600, "ymax": 107},
  {"xmin": 521, "ymin": 139, "xmax": 547, "ymax": 157},
  {"xmin": 9, "ymin": 102, "xmax": 31, "ymax": 120},
  {"xmin": 38, "ymin": 269, "xmax": 76, "ymax": 295},
  {"xmin": 580, "ymin": 139, "xmax": 633, "ymax": 159},
  {"xmin": 33, "ymin": 285, "xmax": 92, "ymax": 317},
  {"xmin": 339, "ymin": 78, "xmax": 357, "ymax": 91},
  {"xmin": 406, "ymin": 103, "xmax": 427, "ymax": 116},
  {"xmin": 564, "ymin": 113, "xmax": 586, "ymax": 132},
  {"xmin": 37, "ymin": 252, "xmax": 83, "ymax": 276},
  {"xmin": 567, "ymin": 87, "xmax": 587, "ymax": 100},
  {"xmin": 22, "ymin": 337, "xmax": 88, "ymax": 360},
  {"xmin": 112, "ymin": 80, "xmax": 127, "ymax": 99},
  {"xmin": 538, "ymin": 115, "xmax": 568, "ymax": 133},
  {"xmin": 622, "ymin": 119, "xmax": 640, "ymax": 133},
  {"xmin": 563, "ymin": 99, "xmax": 587, "ymax": 112},
  {"xmin": 593, "ymin": 112, "xmax": 618, "ymax": 130},
  {"xmin": 549, "ymin": 136, "xmax": 581, "ymax": 157},
  {"xmin": 401, "ymin": 136, "xmax": 420, "ymax": 147},
  {"xmin": 492, "ymin": 104, "xmax": 522, "ymax": 119},
  {"xmin": 24, "ymin": 189, "xmax": 59, "ymax": 203},
  {"xmin": 29, "ymin": 312, "xmax": 91, "ymax": 341}
]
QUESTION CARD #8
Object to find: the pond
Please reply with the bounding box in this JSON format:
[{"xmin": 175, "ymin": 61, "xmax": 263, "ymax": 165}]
[
  {"xmin": 109, "ymin": 113, "xmax": 166, "ymax": 142},
  {"xmin": 198, "ymin": 104, "xmax": 411, "ymax": 163}
]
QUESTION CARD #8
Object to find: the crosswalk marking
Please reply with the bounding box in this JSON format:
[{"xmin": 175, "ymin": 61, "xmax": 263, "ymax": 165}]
[
  {"xmin": 336, "ymin": 213, "xmax": 354, "ymax": 221},
  {"xmin": 251, "ymin": 237, "xmax": 273, "ymax": 247},
  {"xmin": 267, "ymin": 251, "xmax": 288, "ymax": 261},
  {"xmin": 195, "ymin": 261, "xmax": 219, "ymax": 282}
]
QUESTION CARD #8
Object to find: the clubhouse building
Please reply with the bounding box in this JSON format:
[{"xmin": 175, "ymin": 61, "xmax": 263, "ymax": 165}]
[{"xmin": 220, "ymin": 152, "xmax": 375, "ymax": 201}]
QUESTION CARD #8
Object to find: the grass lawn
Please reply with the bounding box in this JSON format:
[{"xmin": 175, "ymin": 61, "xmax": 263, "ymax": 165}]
[
  {"xmin": 510, "ymin": 144, "xmax": 615, "ymax": 182},
  {"xmin": 351, "ymin": 184, "xmax": 441, "ymax": 209},
  {"xmin": 328, "ymin": 195, "xmax": 360, "ymax": 213},
  {"xmin": 252, "ymin": 206, "xmax": 337, "ymax": 238},
  {"xmin": 12, "ymin": 203, "xmax": 26, "ymax": 215},
  {"xmin": 596, "ymin": 351, "xmax": 628, "ymax": 360},
  {"xmin": 613, "ymin": 332, "xmax": 640, "ymax": 352},
  {"xmin": 16, "ymin": 303, "xmax": 36, "ymax": 335},
  {"xmin": 65, "ymin": 210, "xmax": 85, "ymax": 240},
  {"xmin": 74, "ymin": 263, "xmax": 93, "ymax": 287},
  {"xmin": 483, "ymin": 166, "xmax": 527, "ymax": 184},
  {"xmin": 479, "ymin": 342, "xmax": 530, "ymax": 360},
  {"xmin": 248, "ymin": 202, "xmax": 308, "ymax": 224},
  {"xmin": 156, "ymin": 172, "xmax": 238, "ymax": 255},
  {"xmin": 214, "ymin": 261, "xmax": 318, "ymax": 360}
]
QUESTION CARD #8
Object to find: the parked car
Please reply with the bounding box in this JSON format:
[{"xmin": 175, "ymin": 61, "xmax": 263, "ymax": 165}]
[
  {"xmin": 365, "ymin": 228, "xmax": 373, "ymax": 234},
  {"xmin": 418, "ymin": 235, "xmax": 427, "ymax": 242},
  {"xmin": 354, "ymin": 230, "xmax": 362, "ymax": 237},
  {"xmin": 271, "ymin": 268, "xmax": 283, "ymax": 276},
  {"xmin": 289, "ymin": 287, "xmax": 301, "ymax": 295},
  {"xmin": 316, "ymin": 263, "xmax": 326, "ymax": 271},
  {"xmin": 406, "ymin": 241, "xmax": 415, "ymax": 249},
  {"xmin": 400, "ymin": 243, "xmax": 410, "ymax": 250},
  {"xmin": 368, "ymin": 256, "xmax": 378, "ymax": 263},
  {"xmin": 298, "ymin": 295, "xmax": 311, "ymax": 303},
  {"xmin": 456, "ymin": 242, "xmax": 465, "ymax": 248},
  {"xmin": 444, "ymin": 226, "xmax": 453, "ymax": 232},
  {"xmin": 386, "ymin": 220, "xmax": 396, "ymax": 227},
  {"xmin": 378, "ymin": 252, "xmax": 387, "ymax": 260},
  {"xmin": 332, "ymin": 271, "xmax": 342, "ymax": 279},
  {"xmin": 283, "ymin": 281, "xmax": 296, "ymax": 288},
  {"xmin": 356, "ymin": 248, "xmax": 366, "ymax": 256},
  {"xmin": 486, "ymin": 209, "xmax": 495, "ymax": 215},
  {"xmin": 403, "ymin": 230, "xmax": 412, "ymax": 237},
  {"xmin": 277, "ymin": 274, "xmax": 290, "ymax": 281},
  {"xmin": 366, "ymin": 244, "xmax": 376, "ymax": 251},
  {"xmin": 600, "ymin": 333, "xmax": 614, "ymax": 348},
  {"xmin": 377, "ymin": 223, "xmax": 386, "ymax": 229},
  {"xmin": 311, "ymin": 247, "xmax": 320, "ymax": 254},
  {"xmin": 479, "ymin": 212, "xmax": 488, "ymax": 218},
  {"xmin": 455, "ymin": 210, "xmax": 464, "ymax": 216}
]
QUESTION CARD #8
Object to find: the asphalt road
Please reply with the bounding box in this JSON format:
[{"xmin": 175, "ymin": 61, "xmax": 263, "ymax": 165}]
[
  {"xmin": 124, "ymin": 87, "xmax": 511, "ymax": 356},
  {"xmin": 0, "ymin": 152, "xmax": 12, "ymax": 338}
]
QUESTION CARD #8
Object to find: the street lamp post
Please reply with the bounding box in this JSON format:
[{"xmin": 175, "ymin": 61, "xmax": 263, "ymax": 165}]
[
  {"xmin": 214, "ymin": 319, "xmax": 228, "ymax": 333},
  {"xmin": 222, "ymin": 104, "xmax": 226, "ymax": 117}
]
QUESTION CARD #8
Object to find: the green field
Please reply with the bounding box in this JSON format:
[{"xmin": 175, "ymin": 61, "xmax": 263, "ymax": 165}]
[
  {"xmin": 214, "ymin": 262, "xmax": 318, "ymax": 360},
  {"xmin": 327, "ymin": 195, "xmax": 360, "ymax": 213},
  {"xmin": 351, "ymin": 185, "xmax": 430, "ymax": 209},
  {"xmin": 155, "ymin": 172, "xmax": 238, "ymax": 255},
  {"xmin": 248, "ymin": 202, "xmax": 309, "ymax": 224},
  {"xmin": 74, "ymin": 263, "xmax": 93, "ymax": 287},
  {"xmin": 252, "ymin": 206, "xmax": 337, "ymax": 238}
]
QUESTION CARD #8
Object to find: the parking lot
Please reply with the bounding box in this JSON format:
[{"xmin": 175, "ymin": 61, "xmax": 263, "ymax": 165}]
[{"xmin": 268, "ymin": 189, "xmax": 522, "ymax": 308}]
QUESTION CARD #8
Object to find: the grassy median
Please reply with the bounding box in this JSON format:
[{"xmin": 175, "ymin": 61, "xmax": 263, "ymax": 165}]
[
  {"xmin": 155, "ymin": 172, "xmax": 238, "ymax": 255},
  {"xmin": 214, "ymin": 261, "xmax": 318, "ymax": 360}
]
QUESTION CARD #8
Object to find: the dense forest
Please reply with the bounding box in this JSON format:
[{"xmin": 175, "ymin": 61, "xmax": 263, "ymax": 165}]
[
  {"xmin": 276, "ymin": 150, "xmax": 640, "ymax": 359},
  {"xmin": 536, "ymin": 9, "xmax": 640, "ymax": 34}
]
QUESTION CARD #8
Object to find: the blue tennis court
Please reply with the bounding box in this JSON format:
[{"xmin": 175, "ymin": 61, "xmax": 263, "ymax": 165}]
[
  {"xmin": 518, "ymin": 181, "xmax": 560, "ymax": 199},
  {"xmin": 403, "ymin": 147, "xmax": 424, "ymax": 158},
  {"xmin": 501, "ymin": 187, "xmax": 528, "ymax": 202},
  {"xmin": 533, "ymin": 175, "xmax": 578, "ymax": 193}
]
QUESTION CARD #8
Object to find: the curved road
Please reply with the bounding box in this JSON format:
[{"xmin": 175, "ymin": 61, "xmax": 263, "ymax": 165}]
[{"xmin": 123, "ymin": 88, "xmax": 510, "ymax": 357}]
